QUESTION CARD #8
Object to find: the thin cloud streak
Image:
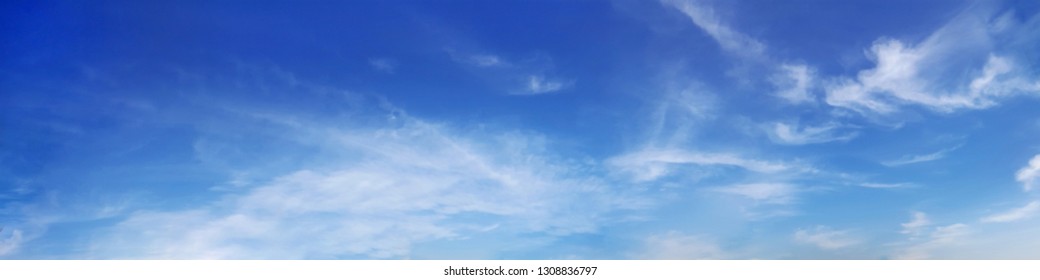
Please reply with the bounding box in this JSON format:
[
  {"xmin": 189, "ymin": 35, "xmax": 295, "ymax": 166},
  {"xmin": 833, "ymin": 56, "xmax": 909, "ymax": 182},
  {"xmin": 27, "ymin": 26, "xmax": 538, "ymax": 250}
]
[
  {"xmin": 981, "ymin": 201, "xmax": 1040, "ymax": 223},
  {"xmin": 661, "ymin": 0, "xmax": 766, "ymax": 58},
  {"xmin": 767, "ymin": 122, "xmax": 857, "ymax": 145},
  {"xmin": 87, "ymin": 100, "xmax": 646, "ymax": 259},
  {"xmin": 882, "ymin": 146, "xmax": 961, "ymax": 167},
  {"xmin": 712, "ymin": 183, "xmax": 799, "ymax": 205},
  {"xmin": 794, "ymin": 226, "xmax": 860, "ymax": 250}
]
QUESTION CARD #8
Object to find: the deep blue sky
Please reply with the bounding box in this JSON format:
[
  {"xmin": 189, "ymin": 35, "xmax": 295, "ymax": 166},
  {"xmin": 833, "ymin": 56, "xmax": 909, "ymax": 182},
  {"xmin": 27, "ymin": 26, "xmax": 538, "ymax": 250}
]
[{"xmin": 3, "ymin": 0, "xmax": 1040, "ymax": 259}]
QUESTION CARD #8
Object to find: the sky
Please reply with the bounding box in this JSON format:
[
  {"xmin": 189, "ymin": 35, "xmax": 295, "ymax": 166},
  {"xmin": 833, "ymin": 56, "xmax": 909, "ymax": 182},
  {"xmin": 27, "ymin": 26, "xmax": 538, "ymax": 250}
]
[{"xmin": 2, "ymin": 0, "xmax": 1040, "ymax": 259}]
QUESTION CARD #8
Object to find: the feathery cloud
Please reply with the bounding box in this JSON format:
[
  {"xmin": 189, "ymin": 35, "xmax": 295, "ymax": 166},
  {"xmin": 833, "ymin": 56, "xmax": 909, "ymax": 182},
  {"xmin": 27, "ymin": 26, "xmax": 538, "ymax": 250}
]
[
  {"xmin": 368, "ymin": 58, "xmax": 397, "ymax": 73},
  {"xmin": 1016, "ymin": 154, "xmax": 1040, "ymax": 191},
  {"xmin": 981, "ymin": 201, "xmax": 1040, "ymax": 223},
  {"xmin": 467, "ymin": 54, "xmax": 503, "ymax": 67},
  {"xmin": 634, "ymin": 231, "xmax": 726, "ymax": 259},
  {"xmin": 895, "ymin": 223, "xmax": 970, "ymax": 259},
  {"xmin": 772, "ymin": 64, "xmax": 816, "ymax": 104},
  {"xmin": 859, "ymin": 182, "xmax": 913, "ymax": 189},
  {"xmin": 712, "ymin": 183, "xmax": 799, "ymax": 205},
  {"xmin": 525, "ymin": 75, "xmax": 568, "ymax": 95},
  {"xmin": 767, "ymin": 122, "xmax": 857, "ymax": 145},
  {"xmin": 794, "ymin": 226, "xmax": 860, "ymax": 250},
  {"xmin": 901, "ymin": 212, "xmax": 931, "ymax": 236},
  {"xmin": 825, "ymin": 10, "xmax": 1040, "ymax": 115},
  {"xmin": 450, "ymin": 53, "xmax": 505, "ymax": 68},
  {"xmin": 88, "ymin": 102, "xmax": 643, "ymax": 259},
  {"xmin": 609, "ymin": 149, "xmax": 792, "ymax": 182},
  {"xmin": 882, "ymin": 146, "xmax": 961, "ymax": 167},
  {"xmin": 448, "ymin": 50, "xmax": 570, "ymax": 95},
  {"xmin": 0, "ymin": 229, "xmax": 23, "ymax": 257},
  {"xmin": 661, "ymin": 0, "xmax": 765, "ymax": 57}
]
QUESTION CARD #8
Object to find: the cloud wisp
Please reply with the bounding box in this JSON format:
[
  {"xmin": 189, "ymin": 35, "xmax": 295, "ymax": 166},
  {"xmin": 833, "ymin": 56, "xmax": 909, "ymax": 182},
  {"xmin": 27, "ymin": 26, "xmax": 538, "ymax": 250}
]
[
  {"xmin": 525, "ymin": 75, "xmax": 568, "ymax": 95},
  {"xmin": 981, "ymin": 201, "xmax": 1040, "ymax": 223},
  {"xmin": 825, "ymin": 10, "xmax": 1040, "ymax": 116},
  {"xmin": 767, "ymin": 122, "xmax": 858, "ymax": 145},
  {"xmin": 87, "ymin": 99, "xmax": 644, "ymax": 259},
  {"xmin": 633, "ymin": 231, "xmax": 727, "ymax": 259},
  {"xmin": 448, "ymin": 50, "xmax": 571, "ymax": 95},
  {"xmin": 368, "ymin": 58, "xmax": 398, "ymax": 74},
  {"xmin": 712, "ymin": 183, "xmax": 800, "ymax": 205},
  {"xmin": 900, "ymin": 212, "xmax": 931, "ymax": 236},
  {"xmin": 895, "ymin": 223, "xmax": 970, "ymax": 259},
  {"xmin": 0, "ymin": 228, "xmax": 24, "ymax": 257},
  {"xmin": 882, "ymin": 146, "xmax": 961, "ymax": 167},
  {"xmin": 794, "ymin": 226, "xmax": 860, "ymax": 250},
  {"xmin": 1017, "ymin": 154, "xmax": 1040, "ymax": 191},
  {"xmin": 772, "ymin": 64, "xmax": 817, "ymax": 104},
  {"xmin": 608, "ymin": 149, "xmax": 793, "ymax": 182},
  {"xmin": 661, "ymin": 0, "xmax": 766, "ymax": 58}
]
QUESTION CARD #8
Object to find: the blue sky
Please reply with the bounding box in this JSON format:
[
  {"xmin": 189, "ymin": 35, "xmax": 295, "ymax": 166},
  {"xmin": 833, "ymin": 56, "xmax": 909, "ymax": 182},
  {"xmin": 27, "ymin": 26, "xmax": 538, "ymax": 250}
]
[{"xmin": 3, "ymin": 0, "xmax": 1040, "ymax": 259}]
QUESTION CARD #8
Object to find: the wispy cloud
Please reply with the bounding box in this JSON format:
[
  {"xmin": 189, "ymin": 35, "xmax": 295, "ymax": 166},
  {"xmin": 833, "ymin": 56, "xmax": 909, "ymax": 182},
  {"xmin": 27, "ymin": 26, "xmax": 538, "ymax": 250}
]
[
  {"xmin": 712, "ymin": 183, "xmax": 799, "ymax": 205},
  {"xmin": 368, "ymin": 58, "xmax": 398, "ymax": 74},
  {"xmin": 860, "ymin": 182, "xmax": 913, "ymax": 189},
  {"xmin": 448, "ymin": 50, "xmax": 570, "ymax": 95},
  {"xmin": 895, "ymin": 223, "xmax": 969, "ymax": 259},
  {"xmin": 661, "ymin": 0, "xmax": 765, "ymax": 58},
  {"xmin": 454, "ymin": 54, "xmax": 504, "ymax": 67},
  {"xmin": 661, "ymin": 0, "xmax": 834, "ymax": 108},
  {"xmin": 772, "ymin": 64, "xmax": 816, "ymax": 104},
  {"xmin": 794, "ymin": 226, "xmax": 860, "ymax": 250},
  {"xmin": 824, "ymin": 9, "xmax": 1040, "ymax": 115},
  {"xmin": 87, "ymin": 99, "xmax": 643, "ymax": 259},
  {"xmin": 1016, "ymin": 154, "xmax": 1040, "ymax": 191},
  {"xmin": 524, "ymin": 75, "xmax": 568, "ymax": 95},
  {"xmin": 900, "ymin": 212, "xmax": 931, "ymax": 236},
  {"xmin": 767, "ymin": 122, "xmax": 857, "ymax": 145},
  {"xmin": 981, "ymin": 201, "xmax": 1040, "ymax": 223},
  {"xmin": 609, "ymin": 149, "xmax": 793, "ymax": 182},
  {"xmin": 881, "ymin": 146, "xmax": 960, "ymax": 167},
  {"xmin": 0, "ymin": 228, "xmax": 24, "ymax": 257},
  {"xmin": 633, "ymin": 231, "xmax": 726, "ymax": 259},
  {"xmin": 640, "ymin": 83, "xmax": 716, "ymax": 149}
]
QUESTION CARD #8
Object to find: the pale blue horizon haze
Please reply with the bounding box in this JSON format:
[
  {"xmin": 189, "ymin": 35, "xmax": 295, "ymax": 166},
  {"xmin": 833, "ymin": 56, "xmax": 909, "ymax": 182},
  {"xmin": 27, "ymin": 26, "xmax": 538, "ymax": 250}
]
[{"xmin": 3, "ymin": 0, "xmax": 1040, "ymax": 259}]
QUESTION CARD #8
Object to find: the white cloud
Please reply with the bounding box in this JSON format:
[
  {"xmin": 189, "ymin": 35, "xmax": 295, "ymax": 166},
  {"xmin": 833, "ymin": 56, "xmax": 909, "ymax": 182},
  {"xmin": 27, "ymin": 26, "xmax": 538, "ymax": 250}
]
[
  {"xmin": 895, "ymin": 223, "xmax": 970, "ymax": 259},
  {"xmin": 368, "ymin": 58, "xmax": 397, "ymax": 73},
  {"xmin": 713, "ymin": 183, "xmax": 799, "ymax": 205},
  {"xmin": 825, "ymin": 10, "xmax": 1040, "ymax": 115},
  {"xmin": 661, "ymin": 0, "xmax": 765, "ymax": 57},
  {"xmin": 901, "ymin": 212, "xmax": 931, "ymax": 236},
  {"xmin": 0, "ymin": 228, "xmax": 24, "ymax": 257},
  {"xmin": 90, "ymin": 106, "xmax": 643, "ymax": 259},
  {"xmin": 930, "ymin": 224, "xmax": 970, "ymax": 243},
  {"xmin": 608, "ymin": 149, "xmax": 792, "ymax": 182},
  {"xmin": 1016, "ymin": 154, "xmax": 1040, "ymax": 191},
  {"xmin": 447, "ymin": 50, "xmax": 570, "ymax": 95},
  {"xmin": 609, "ymin": 85, "xmax": 757, "ymax": 183},
  {"xmin": 640, "ymin": 84, "xmax": 716, "ymax": 149},
  {"xmin": 881, "ymin": 146, "xmax": 960, "ymax": 167},
  {"xmin": 524, "ymin": 75, "xmax": 567, "ymax": 94},
  {"xmin": 661, "ymin": 0, "xmax": 834, "ymax": 108},
  {"xmin": 794, "ymin": 226, "xmax": 859, "ymax": 250},
  {"xmin": 664, "ymin": 1, "xmax": 1039, "ymax": 117},
  {"xmin": 449, "ymin": 52, "xmax": 505, "ymax": 68},
  {"xmin": 634, "ymin": 231, "xmax": 726, "ymax": 259},
  {"xmin": 981, "ymin": 201, "xmax": 1040, "ymax": 223},
  {"xmin": 466, "ymin": 54, "xmax": 503, "ymax": 67},
  {"xmin": 767, "ymin": 122, "xmax": 857, "ymax": 145},
  {"xmin": 772, "ymin": 64, "xmax": 815, "ymax": 104},
  {"xmin": 860, "ymin": 182, "xmax": 912, "ymax": 189}
]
